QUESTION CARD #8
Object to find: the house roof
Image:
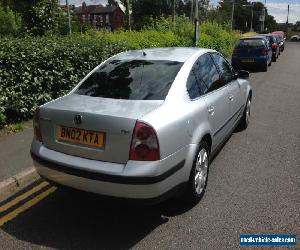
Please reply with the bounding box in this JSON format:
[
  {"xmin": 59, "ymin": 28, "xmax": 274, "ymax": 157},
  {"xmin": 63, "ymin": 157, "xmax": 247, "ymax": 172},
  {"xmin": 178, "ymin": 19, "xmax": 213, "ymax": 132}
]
[
  {"xmin": 74, "ymin": 5, "xmax": 123, "ymax": 15},
  {"xmin": 91, "ymin": 6, "xmax": 119, "ymax": 14},
  {"xmin": 74, "ymin": 5, "xmax": 101, "ymax": 14}
]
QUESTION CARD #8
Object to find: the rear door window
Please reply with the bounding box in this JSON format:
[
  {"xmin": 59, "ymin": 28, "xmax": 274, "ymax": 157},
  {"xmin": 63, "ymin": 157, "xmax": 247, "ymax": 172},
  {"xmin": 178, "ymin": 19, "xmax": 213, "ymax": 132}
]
[
  {"xmin": 195, "ymin": 54, "xmax": 222, "ymax": 94},
  {"xmin": 186, "ymin": 71, "xmax": 201, "ymax": 99},
  {"xmin": 186, "ymin": 53, "xmax": 222, "ymax": 98},
  {"xmin": 75, "ymin": 60, "xmax": 183, "ymax": 100}
]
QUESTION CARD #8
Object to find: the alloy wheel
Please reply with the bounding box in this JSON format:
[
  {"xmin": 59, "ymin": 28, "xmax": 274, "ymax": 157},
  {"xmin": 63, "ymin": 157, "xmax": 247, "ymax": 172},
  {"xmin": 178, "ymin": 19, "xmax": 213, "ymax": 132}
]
[{"xmin": 194, "ymin": 148, "xmax": 209, "ymax": 195}]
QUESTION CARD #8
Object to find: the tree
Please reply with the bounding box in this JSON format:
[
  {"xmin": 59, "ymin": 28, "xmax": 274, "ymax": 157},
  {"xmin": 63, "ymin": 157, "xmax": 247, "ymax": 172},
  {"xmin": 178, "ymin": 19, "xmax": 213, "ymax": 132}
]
[
  {"xmin": 56, "ymin": 6, "xmax": 80, "ymax": 35},
  {"xmin": 218, "ymin": 0, "xmax": 277, "ymax": 32},
  {"xmin": 22, "ymin": 0, "xmax": 60, "ymax": 35},
  {"xmin": 107, "ymin": 0, "xmax": 118, "ymax": 6},
  {"xmin": 131, "ymin": 0, "xmax": 210, "ymax": 29},
  {"xmin": 0, "ymin": 0, "xmax": 60, "ymax": 36},
  {"xmin": 0, "ymin": 3, "xmax": 21, "ymax": 36},
  {"xmin": 292, "ymin": 21, "xmax": 300, "ymax": 31}
]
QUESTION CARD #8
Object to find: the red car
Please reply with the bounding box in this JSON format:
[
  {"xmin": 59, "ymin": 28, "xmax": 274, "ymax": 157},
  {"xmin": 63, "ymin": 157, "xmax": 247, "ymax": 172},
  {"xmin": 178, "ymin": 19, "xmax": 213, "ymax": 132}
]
[{"xmin": 272, "ymin": 31, "xmax": 285, "ymax": 52}]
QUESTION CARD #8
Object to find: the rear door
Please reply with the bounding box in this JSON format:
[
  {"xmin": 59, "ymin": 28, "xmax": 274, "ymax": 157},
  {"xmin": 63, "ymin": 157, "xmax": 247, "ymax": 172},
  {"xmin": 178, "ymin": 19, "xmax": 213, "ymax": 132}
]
[
  {"xmin": 190, "ymin": 53, "xmax": 231, "ymax": 148},
  {"xmin": 211, "ymin": 53, "xmax": 243, "ymax": 128}
]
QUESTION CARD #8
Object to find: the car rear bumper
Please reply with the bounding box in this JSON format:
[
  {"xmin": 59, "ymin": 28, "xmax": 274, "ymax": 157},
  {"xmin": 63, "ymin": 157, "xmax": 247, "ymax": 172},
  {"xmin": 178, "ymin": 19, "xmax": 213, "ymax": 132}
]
[{"xmin": 31, "ymin": 140, "xmax": 195, "ymax": 200}]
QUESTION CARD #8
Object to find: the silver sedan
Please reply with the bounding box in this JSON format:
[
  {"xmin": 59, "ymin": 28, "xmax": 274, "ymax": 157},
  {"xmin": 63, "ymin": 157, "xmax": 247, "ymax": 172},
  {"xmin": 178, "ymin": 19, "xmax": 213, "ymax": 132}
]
[{"xmin": 31, "ymin": 47, "xmax": 252, "ymax": 204}]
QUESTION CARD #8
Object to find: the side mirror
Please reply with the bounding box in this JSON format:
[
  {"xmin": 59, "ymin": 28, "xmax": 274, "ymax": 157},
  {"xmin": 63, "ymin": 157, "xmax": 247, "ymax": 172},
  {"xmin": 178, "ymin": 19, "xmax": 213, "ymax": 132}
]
[{"xmin": 237, "ymin": 70, "xmax": 249, "ymax": 79}]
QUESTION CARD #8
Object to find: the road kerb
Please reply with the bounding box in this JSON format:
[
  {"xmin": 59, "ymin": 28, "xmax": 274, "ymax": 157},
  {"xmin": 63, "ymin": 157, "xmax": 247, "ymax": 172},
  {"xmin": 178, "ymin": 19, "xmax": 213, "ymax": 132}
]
[{"xmin": 0, "ymin": 167, "xmax": 40, "ymax": 203}]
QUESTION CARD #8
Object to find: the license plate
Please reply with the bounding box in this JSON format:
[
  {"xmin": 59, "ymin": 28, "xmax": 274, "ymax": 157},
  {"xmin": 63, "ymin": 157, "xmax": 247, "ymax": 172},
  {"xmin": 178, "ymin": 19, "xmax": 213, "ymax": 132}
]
[
  {"xmin": 57, "ymin": 126, "xmax": 105, "ymax": 148},
  {"xmin": 241, "ymin": 59, "xmax": 254, "ymax": 63}
]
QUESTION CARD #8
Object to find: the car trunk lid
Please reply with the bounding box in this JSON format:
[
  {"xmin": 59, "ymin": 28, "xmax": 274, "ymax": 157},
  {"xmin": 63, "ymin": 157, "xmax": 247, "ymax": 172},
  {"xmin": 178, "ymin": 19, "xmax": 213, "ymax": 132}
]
[{"xmin": 39, "ymin": 94, "xmax": 163, "ymax": 164}]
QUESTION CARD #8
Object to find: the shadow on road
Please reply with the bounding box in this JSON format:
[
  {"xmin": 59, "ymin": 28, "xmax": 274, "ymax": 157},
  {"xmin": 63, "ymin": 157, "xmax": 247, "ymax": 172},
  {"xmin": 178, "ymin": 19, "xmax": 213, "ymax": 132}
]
[
  {"xmin": 1, "ymin": 185, "xmax": 197, "ymax": 249},
  {"xmin": 1, "ymin": 134, "xmax": 237, "ymax": 249},
  {"xmin": 237, "ymin": 66, "xmax": 265, "ymax": 73}
]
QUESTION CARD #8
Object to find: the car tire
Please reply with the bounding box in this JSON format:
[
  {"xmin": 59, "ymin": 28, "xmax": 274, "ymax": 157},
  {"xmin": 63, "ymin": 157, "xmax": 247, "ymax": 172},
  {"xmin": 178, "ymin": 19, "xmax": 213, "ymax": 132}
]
[
  {"xmin": 238, "ymin": 96, "xmax": 251, "ymax": 130},
  {"xmin": 272, "ymin": 56, "xmax": 276, "ymax": 62},
  {"xmin": 232, "ymin": 64, "xmax": 238, "ymax": 71},
  {"xmin": 185, "ymin": 141, "xmax": 210, "ymax": 204},
  {"xmin": 268, "ymin": 60, "xmax": 272, "ymax": 66},
  {"xmin": 262, "ymin": 62, "xmax": 268, "ymax": 72}
]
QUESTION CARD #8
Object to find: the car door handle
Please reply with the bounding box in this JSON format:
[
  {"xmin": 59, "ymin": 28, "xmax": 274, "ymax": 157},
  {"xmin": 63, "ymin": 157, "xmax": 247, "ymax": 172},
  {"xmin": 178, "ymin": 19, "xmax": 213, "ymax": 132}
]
[
  {"xmin": 228, "ymin": 95, "xmax": 234, "ymax": 101},
  {"xmin": 208, "ymin": 106, "xmax": 215, "ymax": 115}
]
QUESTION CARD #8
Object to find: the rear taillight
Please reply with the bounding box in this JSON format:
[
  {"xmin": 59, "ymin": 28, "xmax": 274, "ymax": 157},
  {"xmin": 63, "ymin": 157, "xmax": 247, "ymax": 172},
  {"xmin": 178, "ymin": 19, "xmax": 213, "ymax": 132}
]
[
  {"xmin": 129, "ymin": 121, "xmax": 160, "ymax": 161},
  {"xmin": 33, "ymin": 107, "xmax": 43, "ymax": 142},
  {"xmin": 259, "ymin": 48, "xmax": 268, "ymax": 56},
  {"xmin": 271, "ymin": 43, "xmax": 277, "ymax": 49}
]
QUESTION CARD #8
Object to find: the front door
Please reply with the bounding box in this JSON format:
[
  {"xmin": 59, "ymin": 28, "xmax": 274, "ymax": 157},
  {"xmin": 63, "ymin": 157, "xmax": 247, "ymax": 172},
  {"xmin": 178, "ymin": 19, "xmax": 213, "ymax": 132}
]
[
  {"xmin": 191, "ymin": 53, "xmax": 231, "ymax": 150},
  {"xmin": 211, "ymin": 53, "xmax": 243, "ymax": 129}
]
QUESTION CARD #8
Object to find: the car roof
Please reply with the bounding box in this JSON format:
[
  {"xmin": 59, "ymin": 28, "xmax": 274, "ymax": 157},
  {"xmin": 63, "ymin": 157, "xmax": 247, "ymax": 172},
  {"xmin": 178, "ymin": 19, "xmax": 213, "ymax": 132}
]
[
  {"xmin": 112, "ymin": 47, "xmax": 213, "ymax": 62},
  {"xmin": 240, "ymin": 35, "xmax": 267, "ymax": 40}
]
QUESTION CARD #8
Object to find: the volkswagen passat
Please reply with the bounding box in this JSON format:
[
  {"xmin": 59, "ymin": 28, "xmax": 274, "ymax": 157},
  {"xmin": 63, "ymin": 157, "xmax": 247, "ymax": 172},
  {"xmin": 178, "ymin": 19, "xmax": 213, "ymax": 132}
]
[{"xmin": 31, "ymin": 48, "xmax": 252, "ymax": 203}]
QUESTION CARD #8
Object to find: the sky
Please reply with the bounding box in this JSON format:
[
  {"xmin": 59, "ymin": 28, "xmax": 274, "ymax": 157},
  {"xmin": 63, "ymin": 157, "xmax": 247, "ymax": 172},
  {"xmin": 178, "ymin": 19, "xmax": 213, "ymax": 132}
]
[
  {"xmin": 210, "ymin": 0, "xmax": 300, "ymax": 24},
  {"xmin": 60, "ymin": 0, "xmax": 300, "ymax": 24}
]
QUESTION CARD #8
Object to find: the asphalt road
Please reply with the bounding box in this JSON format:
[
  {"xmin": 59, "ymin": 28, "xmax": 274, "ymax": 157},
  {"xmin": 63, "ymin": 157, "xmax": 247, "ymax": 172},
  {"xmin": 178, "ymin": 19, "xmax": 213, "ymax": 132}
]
[{"xmin": 0, "ymin": 42, "xmax": 299, "ymax": 250}]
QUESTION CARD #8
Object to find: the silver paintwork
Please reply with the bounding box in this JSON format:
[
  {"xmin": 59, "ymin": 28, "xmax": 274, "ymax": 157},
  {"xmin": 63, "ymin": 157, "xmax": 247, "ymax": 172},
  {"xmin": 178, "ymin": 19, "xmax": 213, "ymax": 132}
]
[{"xmin": 31, "ymin": 47, "xmax": 252, "ymax": 199}]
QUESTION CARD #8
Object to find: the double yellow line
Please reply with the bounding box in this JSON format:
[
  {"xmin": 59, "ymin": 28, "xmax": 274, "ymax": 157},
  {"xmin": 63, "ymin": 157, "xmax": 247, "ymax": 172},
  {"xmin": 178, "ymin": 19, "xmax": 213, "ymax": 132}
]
[{"xmin": 0, "ymin": 181, "xmax": 57, "ymax": 226}]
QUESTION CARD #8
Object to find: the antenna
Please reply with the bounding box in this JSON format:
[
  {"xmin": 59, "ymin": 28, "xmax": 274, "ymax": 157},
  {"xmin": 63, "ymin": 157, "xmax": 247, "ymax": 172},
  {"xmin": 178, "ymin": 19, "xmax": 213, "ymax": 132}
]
[{"xmin": 138, "ymin": 42, "xmax": 147, "ymax": 56}]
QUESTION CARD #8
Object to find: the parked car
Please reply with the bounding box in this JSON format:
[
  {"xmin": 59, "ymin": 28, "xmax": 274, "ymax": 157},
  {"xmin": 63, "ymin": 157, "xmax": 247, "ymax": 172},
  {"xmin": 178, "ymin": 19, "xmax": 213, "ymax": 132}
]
[
  {"xmin": 30, "ymin": 48, "xmax": 252, "ymax": 204},
  {"xmin": 290, "ymin": 34, "xmax": 300, "ymax": 41},
  {"xmin": 260, "ymin": 34, "xmax": 280, "ymax": 62},
  {"xmin": 272, "ymin": 31, "xmax": 285, "ymax": 52},
  {"xmin": 232, "ymin": 36, "xmax": 272, "ymax": 72}
]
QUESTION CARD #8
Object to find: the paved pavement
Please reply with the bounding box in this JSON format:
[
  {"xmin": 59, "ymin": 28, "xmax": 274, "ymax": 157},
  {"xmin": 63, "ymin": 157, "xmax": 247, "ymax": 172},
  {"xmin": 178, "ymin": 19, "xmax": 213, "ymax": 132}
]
[
  {"xmin": 0, "ymin": 42, "xmax": 299, "ymax": 250},
  {"xmin": 0, "ymin": 128, "xmax": 33, "ymax": 181}
]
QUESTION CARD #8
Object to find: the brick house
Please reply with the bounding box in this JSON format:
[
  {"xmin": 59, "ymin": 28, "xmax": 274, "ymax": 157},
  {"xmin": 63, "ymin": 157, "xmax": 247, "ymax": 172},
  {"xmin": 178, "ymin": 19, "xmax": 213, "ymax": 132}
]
[{"xmin": 75, "ymin": 2, "xmax": 125, "ymax": 31}]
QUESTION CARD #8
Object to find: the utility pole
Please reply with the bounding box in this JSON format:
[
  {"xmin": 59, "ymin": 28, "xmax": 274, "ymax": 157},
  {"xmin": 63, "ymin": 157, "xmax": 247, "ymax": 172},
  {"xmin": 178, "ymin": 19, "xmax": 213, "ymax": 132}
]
[
  {"xmin": 66, "ymin": 0, "xmax": 72, "ymax": 35},
  {"xmin": 190, "ymin": 0, "xmax": 194, "ymax": 23},
  {"xmin": 262, "ymin": 0, "xmax": 266, "ymax": 32},
  {"xmin": 172, "ymin": 0, "xmax": 176, "ymax": 25},
  {"xmin": 194, "ymin": 0, "xmax": 199, "ymax": 46},
  {"xmin": 231, "ymin": 0, "xmax": 235, "ymax": 30},
  {"xmin": 126, "ymin": 0, "xmax": 131, "ymax": 31},
  {"xmin": 243, "ymin": 2, "xmax": 254, "ymax": 32},
  {"xmin": 250, "ymin": 2, "xmax": 254, "ymax": 32},
  {"xmin": 286, "ymin": 4, "xmax": 289, "ymax": 35},
  {"xmin": 286, "ymin": 4, "xmax": 289, "ymax": 24}
]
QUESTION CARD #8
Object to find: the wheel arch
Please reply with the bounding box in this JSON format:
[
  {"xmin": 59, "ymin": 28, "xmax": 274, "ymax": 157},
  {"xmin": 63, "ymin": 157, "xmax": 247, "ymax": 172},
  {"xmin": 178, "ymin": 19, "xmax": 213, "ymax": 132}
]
[
  {"xmin": 201, "ymin": 133, "xmax": 212, "ymax": 155},
  {"xmin": 248, "ymin": 89, "xmax": 252, "ymax": 100}
]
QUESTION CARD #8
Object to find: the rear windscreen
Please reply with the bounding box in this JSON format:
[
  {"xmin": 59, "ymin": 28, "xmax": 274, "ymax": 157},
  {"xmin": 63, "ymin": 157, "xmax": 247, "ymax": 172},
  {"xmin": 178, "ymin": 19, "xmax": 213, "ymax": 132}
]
[
  {"xmin": 75, "ymin": 60, "xmax": 183, "ymax": 100},
  {"xmin": 236, "ymin": 39, "xmax": 265, "ymax": 47},
  {"xmin": 266, "ymin": 36, "xmax": 275, "ymax": 43},
  {"xmin": 275, "ymin": 35, "xmax": 283, "ymax": 42}
]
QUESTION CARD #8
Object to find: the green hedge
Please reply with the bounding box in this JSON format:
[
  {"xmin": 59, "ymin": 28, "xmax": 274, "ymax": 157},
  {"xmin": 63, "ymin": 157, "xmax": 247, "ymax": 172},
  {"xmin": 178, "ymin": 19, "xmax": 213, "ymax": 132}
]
[
  {"xmin": 0, "ymin": 35, "xmax": 128, "ymax": 125},
  {"xmin": 0, "ymin": 23, "xmax": 239, "ymax": 126}
]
